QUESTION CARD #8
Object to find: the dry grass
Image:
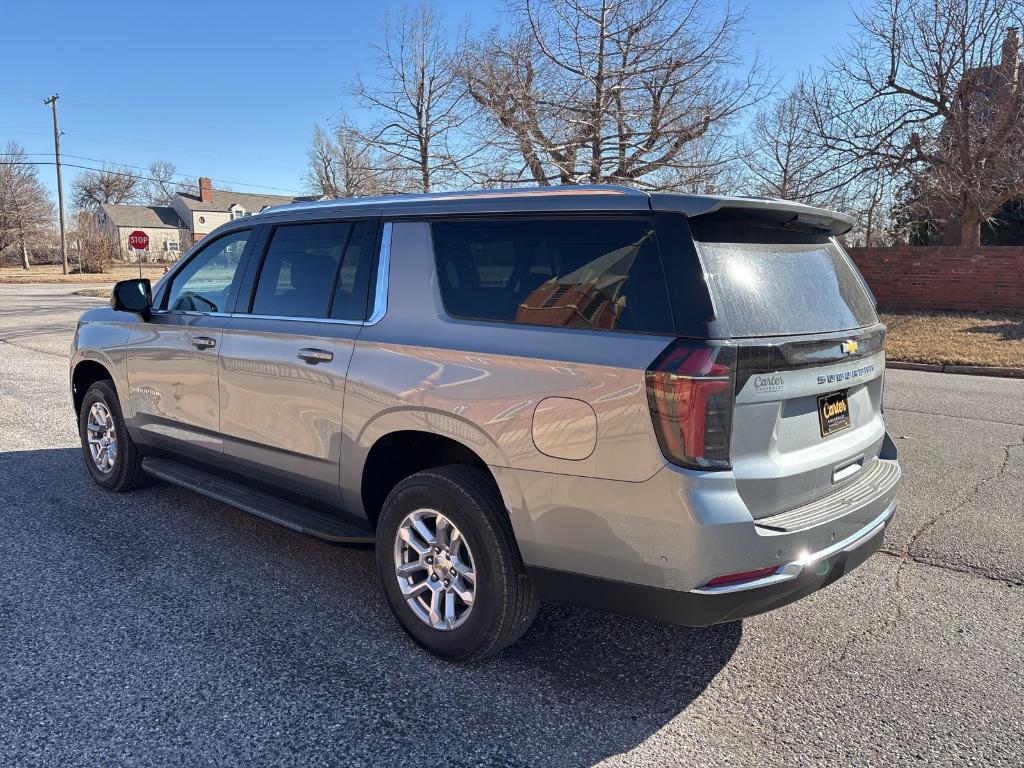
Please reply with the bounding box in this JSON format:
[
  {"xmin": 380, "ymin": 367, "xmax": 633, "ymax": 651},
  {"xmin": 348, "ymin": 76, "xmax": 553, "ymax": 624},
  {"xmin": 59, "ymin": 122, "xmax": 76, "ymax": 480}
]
[
  {"xmin": 0, "ymin": 264, "xmax": 169, "ymax": 284},
  {"xmin": 881, "ymin": 311, "xmax": 1024, "ymax": 368}
]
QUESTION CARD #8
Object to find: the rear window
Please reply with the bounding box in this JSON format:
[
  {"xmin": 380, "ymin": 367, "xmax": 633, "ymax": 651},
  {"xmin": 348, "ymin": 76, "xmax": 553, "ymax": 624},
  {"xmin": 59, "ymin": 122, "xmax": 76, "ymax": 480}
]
[
  {"xmin": 252, "ymin": 223, "xmax": 349, "ymax": 319},
  {"xmin": 431, "ymin": 217, "xmax": 674, "ymax": 335},
  {"xmin": 690, "ymin": 221, "xmax": 877, "ymax": 338}
]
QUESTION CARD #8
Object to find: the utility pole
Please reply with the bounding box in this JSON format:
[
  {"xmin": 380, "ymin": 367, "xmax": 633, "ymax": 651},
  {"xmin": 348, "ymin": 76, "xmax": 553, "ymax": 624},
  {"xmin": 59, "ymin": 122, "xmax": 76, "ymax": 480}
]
[{"xmin": 44, "ymin": 94, "xmax": 69, "ymax": 275}]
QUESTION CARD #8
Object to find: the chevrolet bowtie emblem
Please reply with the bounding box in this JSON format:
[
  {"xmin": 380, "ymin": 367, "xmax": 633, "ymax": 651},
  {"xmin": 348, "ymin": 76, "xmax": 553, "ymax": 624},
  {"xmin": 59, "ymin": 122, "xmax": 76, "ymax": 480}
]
[{"xmin": 841, "ymin": 340, "xmax": 859, "ymax": 356}]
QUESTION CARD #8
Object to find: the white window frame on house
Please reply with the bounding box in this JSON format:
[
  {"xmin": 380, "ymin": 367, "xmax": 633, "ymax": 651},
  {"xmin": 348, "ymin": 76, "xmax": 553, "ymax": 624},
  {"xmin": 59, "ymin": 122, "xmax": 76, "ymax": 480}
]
[
  {"xmin": 165, "ymin": 240, "xmax": 180, "ymax": 252},
  {"xmin": 230, "ymin": 204, "xmax": 247, "ymax": 220}
]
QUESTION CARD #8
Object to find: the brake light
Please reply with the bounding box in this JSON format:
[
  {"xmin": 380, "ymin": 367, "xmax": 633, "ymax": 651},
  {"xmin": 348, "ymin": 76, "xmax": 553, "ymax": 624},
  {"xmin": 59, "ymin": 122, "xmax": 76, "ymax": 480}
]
[
  {"xmin": 645, "ymin": 340, "xmax": 736, "ymax": 470},
  {"xmin": 703, "ymin": 566, "xmax": 779, "ymax": 588}
]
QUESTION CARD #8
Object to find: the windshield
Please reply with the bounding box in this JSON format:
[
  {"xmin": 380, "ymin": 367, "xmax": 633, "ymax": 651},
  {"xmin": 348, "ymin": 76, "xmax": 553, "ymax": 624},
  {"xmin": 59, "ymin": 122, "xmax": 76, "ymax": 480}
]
[{"xmin": 693, "ymin": 231, "xmax": 877, "ymax": 338}]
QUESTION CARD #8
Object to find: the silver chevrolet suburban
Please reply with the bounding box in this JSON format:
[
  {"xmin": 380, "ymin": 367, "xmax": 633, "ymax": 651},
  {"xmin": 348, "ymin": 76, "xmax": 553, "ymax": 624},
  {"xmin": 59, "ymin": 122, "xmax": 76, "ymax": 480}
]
[{"xmin": 70, "ymin": 186, "xmax": 900, "ymax": 661}]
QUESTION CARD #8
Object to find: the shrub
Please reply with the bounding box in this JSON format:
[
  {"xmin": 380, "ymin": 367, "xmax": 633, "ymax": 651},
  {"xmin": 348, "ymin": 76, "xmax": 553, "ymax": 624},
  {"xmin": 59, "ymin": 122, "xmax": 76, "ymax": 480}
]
[{"xmin": 71, "ymin": 216, "xmax": 120, "ymax": 274}]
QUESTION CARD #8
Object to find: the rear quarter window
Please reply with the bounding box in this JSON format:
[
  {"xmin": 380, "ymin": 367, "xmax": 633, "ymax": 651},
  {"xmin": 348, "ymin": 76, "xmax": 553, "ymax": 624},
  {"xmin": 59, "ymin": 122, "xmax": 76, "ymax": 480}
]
[{"xmin": 430, "ymin": 217, "xmax": 674, "ymax": 335}]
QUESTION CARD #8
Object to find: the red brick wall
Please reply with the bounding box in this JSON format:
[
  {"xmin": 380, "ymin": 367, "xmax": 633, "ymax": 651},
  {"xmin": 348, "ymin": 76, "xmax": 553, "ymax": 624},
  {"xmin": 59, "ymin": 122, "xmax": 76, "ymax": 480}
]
[{"xmin": 847, "ymin": 246, "xmax": 1024, "ymax": 313}]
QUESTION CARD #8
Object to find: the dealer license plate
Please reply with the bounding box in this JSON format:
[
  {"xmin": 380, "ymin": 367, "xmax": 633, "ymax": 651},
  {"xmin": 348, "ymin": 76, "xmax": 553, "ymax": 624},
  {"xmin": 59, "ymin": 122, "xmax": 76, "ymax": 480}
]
[{"xmin": 818, "ymin": 390, "xmax": 851, "ymax": 437}]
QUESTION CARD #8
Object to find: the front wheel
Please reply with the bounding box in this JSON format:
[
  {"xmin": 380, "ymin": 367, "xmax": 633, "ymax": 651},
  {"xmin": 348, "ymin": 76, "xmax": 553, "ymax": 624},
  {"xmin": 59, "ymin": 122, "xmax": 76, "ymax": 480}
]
[
  {"xmin": 376, "ymin": 465, "xmax": 538, "ymax": 662},
  {"xmin": 78, "ymin": 380, "xmax": 147, "ymax": 492}
]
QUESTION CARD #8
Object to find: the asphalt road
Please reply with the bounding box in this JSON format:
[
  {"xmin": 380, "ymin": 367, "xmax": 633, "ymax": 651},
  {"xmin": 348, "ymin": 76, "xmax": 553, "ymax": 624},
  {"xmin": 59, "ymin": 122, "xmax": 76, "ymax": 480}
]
[{"xmin": 1, "ymin": 283, "xmax": 1022, "ymax": 767}]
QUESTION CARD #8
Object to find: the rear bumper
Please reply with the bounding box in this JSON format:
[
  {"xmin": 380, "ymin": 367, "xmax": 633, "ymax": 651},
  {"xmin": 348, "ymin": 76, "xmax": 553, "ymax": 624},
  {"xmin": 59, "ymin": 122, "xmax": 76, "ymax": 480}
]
[{"xmin": 528, "ymin": 499, "xmax": 895, "ymax": 626}]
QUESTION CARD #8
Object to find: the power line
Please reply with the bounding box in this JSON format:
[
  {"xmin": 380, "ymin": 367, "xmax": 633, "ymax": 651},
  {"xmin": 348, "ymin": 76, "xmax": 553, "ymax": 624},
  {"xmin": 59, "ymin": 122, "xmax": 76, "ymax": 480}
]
[
  {"xmin": 64, "ymin": 155, "xmax": 305, "ymax": 194},
  {"xmin": 62, "ymin": 128, "xmax": 302, "ymax": 169},
  {"xmin": 1, "ymin": 158, "xmax": 304, "ymax": 195}
]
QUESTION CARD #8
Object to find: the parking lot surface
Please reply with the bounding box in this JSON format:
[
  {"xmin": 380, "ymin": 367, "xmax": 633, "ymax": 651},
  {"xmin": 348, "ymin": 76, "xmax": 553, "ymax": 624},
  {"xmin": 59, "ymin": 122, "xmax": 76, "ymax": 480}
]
[{"xmin": 1, "ymin": 283, "xmax": 1022, "ymax": 767}]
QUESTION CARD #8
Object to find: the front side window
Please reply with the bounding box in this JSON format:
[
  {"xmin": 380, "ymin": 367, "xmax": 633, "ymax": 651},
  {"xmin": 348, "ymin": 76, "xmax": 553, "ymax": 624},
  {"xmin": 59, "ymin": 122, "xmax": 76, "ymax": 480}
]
[
  {"xmin": 165, "ymin": 229, "xmax": 249, "ymax": 313},
  {"xmin": 431, "ymin": 217, "xmax": 674, "ymax": 334},
  {"xmin": 249, "ymin": 220, "xmax": 377, "ymax": 320}
]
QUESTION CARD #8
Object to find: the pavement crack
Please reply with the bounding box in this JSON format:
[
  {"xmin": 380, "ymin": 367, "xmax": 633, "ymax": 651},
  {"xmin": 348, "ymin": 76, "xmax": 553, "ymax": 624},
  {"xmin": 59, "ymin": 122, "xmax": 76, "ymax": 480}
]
[
  {"xmin": 885, "ymin": 405, "xmax": 1024, "ymax": 427},
  {"xmin": 901, "ymin": 430, "xmax": 1024, "ymax": 562},
  {"xmin": 876, "ymin": 550, "xmax": 1024, "ymax": 587},
  {"xmin": 831, "ymin": 432, "xmax": 1024, "ymax": 668}
]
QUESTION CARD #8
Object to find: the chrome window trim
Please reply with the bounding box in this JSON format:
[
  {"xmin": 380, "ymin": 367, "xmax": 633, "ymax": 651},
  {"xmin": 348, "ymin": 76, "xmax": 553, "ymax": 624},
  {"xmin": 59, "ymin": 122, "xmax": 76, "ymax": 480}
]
[
  {"xmin": 151, "ymin": 310, "xmax": 232, "ymax": 318},
  {"xmin": 152, "ymin": 221, "xmax": 392, "ymax": 328},
  {"xmin": 365, "ymin": 221, "xmax": 392, "ymax": 326},
  {"xmin": 227, "ymin": 313, "xmax": 363, "ymax": 326}
]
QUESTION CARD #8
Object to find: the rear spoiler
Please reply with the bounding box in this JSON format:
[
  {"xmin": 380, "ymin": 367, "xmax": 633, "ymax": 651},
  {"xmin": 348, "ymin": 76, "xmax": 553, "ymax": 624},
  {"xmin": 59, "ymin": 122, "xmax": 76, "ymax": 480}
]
[{"xmin": 649, "ymin": 193, "xmax": 855, "ymax": 237}]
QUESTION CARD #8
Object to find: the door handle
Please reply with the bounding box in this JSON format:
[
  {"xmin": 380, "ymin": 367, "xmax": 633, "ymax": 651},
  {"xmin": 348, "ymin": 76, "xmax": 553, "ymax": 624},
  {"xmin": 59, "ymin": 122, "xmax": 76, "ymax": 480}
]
[
  {"xmin": 191, "ymin": 336, "xmax": 217, "ymax": 350},
  {"xmin": 298, "ymin": 348, "xmax": 333, "ymax": 364}
]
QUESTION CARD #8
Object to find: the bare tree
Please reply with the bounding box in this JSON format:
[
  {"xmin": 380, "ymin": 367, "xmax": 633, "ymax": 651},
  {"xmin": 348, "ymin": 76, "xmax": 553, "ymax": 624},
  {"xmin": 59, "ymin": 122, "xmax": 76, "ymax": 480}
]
[
  {"xmin": 307, "ymin": 124, "xmax": 344, "ymax": 198},
  {"xmin": 457, "ymin": 0, "xmax": 767, "ymax": 187},
  {"xmin": 0, "ymin": 142, "xmax": 55, "ymax": 270},
  {"xmin": 348, "ymin": 3, "xmax": 471, "ymax": 193},
  {"xmin": 71, "ymin": 166, "xmax": 143, "ymax": 211},
  {"xmin": 741, "ymin": 80, "xmax": 856, "ymax": 206},
  {"xmin": 305, "ymin": 121, "xmax": 411, "ymax": 198},
  {"xmin": 808, "ymin": 0, "xmax": 1024, "ymax": 246},
  {"xmin": 145, "ymin": 160, "xmax": 186, "ymax": 206}
]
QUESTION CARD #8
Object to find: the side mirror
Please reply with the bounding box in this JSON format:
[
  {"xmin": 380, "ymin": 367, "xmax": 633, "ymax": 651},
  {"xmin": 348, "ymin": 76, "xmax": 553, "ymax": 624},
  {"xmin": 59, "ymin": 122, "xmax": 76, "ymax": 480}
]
[{"xmin": 110, "ymin": 279, "xmax": 153, "ymax": 320}]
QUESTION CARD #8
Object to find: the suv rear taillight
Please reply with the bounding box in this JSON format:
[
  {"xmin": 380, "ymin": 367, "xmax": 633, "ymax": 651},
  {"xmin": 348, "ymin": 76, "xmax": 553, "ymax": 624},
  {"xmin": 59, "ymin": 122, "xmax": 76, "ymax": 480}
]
[{"xmin": 645, "ymin": 340, "xmax": 736, "ymax": 470}]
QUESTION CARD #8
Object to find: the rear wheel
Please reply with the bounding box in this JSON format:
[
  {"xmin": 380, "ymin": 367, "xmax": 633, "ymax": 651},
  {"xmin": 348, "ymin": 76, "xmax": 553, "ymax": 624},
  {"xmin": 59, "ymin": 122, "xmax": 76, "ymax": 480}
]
[
  {"xmin": 78, "ymin": 380, "xmax": 147, "ymax": 492},
  {"xmin": 376, "ymin": 465, "xmax": 538, "ymax": 662}
]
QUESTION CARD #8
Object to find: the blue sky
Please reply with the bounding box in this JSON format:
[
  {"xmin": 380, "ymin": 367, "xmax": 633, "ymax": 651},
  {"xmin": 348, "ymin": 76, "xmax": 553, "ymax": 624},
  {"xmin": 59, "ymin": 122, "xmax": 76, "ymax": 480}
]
[{"xmin": 2, "ymin": 0, "xmax": 865, "ymax": 201}]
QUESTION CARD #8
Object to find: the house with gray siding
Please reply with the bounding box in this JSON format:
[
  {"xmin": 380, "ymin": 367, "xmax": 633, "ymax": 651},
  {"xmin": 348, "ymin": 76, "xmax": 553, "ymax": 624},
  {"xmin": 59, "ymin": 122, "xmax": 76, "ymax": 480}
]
[
  {"xmin": 171, "ymin": 177, "xmax": 313, "ymax": 243},
  {"xmin": 96, "ymin": 177, "xmax": 315, "ymax": 258},
  {"xmin": 96, "ymin": 204, "xmax": 189, "ymax": 261}
]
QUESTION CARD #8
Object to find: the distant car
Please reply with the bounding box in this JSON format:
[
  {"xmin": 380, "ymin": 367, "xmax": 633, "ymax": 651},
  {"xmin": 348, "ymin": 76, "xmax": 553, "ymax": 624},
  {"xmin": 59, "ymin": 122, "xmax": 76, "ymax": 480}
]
[{"xmin": 70, "ymin": 186, "xmax": 900, "ymax": 661}]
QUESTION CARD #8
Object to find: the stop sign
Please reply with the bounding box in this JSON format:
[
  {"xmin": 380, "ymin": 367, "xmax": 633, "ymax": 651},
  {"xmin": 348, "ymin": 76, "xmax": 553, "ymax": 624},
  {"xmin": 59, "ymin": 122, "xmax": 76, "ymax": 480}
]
[{"xmin": 128, "ymin": 230, "xmax": 149, "ymax": 251}]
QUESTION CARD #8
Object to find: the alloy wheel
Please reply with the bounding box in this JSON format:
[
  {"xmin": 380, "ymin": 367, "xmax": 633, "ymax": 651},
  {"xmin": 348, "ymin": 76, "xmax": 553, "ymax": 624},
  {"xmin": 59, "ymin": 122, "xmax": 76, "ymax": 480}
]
[
  {"xmin": 86, "ymin": 401, "xmax": 118, "ymax": 473},
  {"xmin": 393, "ymin": 508, "xmax": 477, "ymax": 631}
]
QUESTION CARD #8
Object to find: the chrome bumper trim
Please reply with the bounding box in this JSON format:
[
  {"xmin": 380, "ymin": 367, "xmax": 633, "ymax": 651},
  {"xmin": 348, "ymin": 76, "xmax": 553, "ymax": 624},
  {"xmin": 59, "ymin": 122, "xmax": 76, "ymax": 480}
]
[{"xmin": 691, "ymin": 499, "xmax": 897, "ymax": 595}]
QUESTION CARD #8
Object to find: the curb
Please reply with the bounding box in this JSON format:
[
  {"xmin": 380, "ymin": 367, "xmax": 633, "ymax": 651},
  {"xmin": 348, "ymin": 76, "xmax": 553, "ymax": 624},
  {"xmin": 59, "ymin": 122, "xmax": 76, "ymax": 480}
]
[{"xmin": 887, "ymin": 361, "xmax": 1024, "ymax": 379}]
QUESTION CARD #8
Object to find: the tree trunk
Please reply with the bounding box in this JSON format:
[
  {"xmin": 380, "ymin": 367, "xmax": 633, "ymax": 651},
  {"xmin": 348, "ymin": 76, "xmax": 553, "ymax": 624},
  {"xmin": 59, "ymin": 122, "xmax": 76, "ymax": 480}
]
[
  {"xmin": 21, "ymin": 240, "xmax": 30, "ymax": 270},
  {"xmin": 959, "ymin": 218, "xmax": 981, "ymax": 247}
]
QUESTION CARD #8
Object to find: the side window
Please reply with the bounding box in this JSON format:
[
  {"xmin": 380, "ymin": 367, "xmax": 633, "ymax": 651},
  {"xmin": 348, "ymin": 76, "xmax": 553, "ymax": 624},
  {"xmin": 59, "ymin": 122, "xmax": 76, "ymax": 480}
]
[
  {"xmin": 165, "ymin": 229, "xmax": 250, "ymax": 313},
  {"xmin": 251, "ymin": 222, "xmax": 350, "ymax": 319},
  {"xmin": 330, "ymin": 220, "xmax": 378, "ymax": 321},
  {"xmin": 431, "ymin": 217, "xmax": 674, "ymax": 334}
]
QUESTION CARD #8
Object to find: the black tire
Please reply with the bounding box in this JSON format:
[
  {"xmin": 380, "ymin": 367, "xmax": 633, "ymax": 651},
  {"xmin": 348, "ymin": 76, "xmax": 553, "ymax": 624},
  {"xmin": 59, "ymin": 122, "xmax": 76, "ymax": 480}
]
[
  {"xmin": 78, "ymin": 380, "xmax": 147, "ymax": 492},
  {"xmin": 376, "ymin": 465, "xmax": 538, "ymax": 662}
]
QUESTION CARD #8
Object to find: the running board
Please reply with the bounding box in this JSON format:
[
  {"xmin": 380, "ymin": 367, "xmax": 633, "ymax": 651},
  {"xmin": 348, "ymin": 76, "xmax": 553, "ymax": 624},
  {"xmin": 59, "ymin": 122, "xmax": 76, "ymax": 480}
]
[{"xmin": 141, "ymin": 457, "xmax": 374, "ymax": 544}]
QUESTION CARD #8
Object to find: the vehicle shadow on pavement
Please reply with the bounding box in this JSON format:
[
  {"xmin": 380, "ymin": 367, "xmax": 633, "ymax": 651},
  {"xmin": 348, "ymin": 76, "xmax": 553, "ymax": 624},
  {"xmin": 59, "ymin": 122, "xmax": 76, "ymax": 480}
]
[{"xmin": 1, "ymin": 447, "xmax": 741, "ymax": 768}]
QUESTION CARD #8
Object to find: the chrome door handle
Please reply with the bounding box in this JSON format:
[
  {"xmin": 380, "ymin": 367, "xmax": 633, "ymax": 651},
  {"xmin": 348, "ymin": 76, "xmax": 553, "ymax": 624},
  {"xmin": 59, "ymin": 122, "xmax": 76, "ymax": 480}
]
[
  {"xmin": 298, "ymin": 348, "xmax": 333, "ymax": 364},
  {"xmin": 191, "ymin": 336, "xmax": 217, "ymax": 350}
]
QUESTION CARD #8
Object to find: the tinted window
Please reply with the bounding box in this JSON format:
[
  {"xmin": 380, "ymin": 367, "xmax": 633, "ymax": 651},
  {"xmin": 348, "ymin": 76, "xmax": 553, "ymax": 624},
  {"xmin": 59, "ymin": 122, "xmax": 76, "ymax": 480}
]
[
  {"xmin": 691, "ymin": 223, "xmax": 877, "ymax": 337},
  {"xmin": 250, "ymin": 221, "xmax": 378, "ymax": 320},
  {"xmin": 431, "ymin": 218, "xmax": 673, "ymax": 334},
  {"xmin": 166, "ymin": 230, "xmax": 249, "ymax": 313},
  {"xmin": 330, "ymin": 220, "xmax": 378, "ymax": 321},
  {"xmin": 252, "ymin": 223, "xmax": 349, "ymax": 318}
]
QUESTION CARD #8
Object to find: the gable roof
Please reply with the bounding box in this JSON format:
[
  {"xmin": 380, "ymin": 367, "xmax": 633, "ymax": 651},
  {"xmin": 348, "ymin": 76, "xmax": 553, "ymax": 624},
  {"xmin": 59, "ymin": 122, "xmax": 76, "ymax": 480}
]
[
  {"xmin": 99, "ymin": 204, "xmax": 185, "ymax": 229},
  {"xmin": 176, "ymin": 189, "xmax": 312, "ymax": 213}
]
